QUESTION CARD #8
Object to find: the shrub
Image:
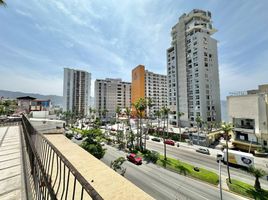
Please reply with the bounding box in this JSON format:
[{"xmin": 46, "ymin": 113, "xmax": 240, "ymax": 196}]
[{"xmin": 65, "ymin": 132, "xmax": 73, "ymax": 140}]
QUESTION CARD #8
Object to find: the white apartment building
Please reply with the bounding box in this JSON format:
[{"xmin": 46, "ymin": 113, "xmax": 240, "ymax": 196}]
[
  {"xmin": 63, "ymin": 68, "xmax": 91, "ymax": 116},
  {"xmin": 228, "ymin": 84, "xmax": 268, "ymax": 151},
  {"xmin": 145, "ymin": 70, "xmax": 167, "ymax": 115},
  {"xmin": 95, "ymin": 78, "xmax": 131, "ymax": 120},
  {"xmin": 167, "ymin": 9, "xmax": 221, "ymax": 127}
]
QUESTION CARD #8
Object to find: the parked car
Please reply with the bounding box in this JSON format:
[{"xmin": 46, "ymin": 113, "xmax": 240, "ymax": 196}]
[
  {"xmin": 126, "ymin": 153, "xmax": 142, "ymax": 165},
  {"xmin": 74, "ymin": 134, "xmax": 83, "ymax": 140},
  {"xmin": 196, "ymin": 148, "xmax": 210, "ymax": 155},
  {"xmin": 152, "ymin": 137, "xmax": 161, "ymax": 142},
  {"xmin": 164, "ymin": 140, "xmax": 175, "ymax": 146}
]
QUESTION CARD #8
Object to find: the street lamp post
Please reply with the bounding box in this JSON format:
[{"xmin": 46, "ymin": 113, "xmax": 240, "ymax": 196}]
[{"xmin": 217, "ymin": 154, "xmax": 223, "ymax": 200}]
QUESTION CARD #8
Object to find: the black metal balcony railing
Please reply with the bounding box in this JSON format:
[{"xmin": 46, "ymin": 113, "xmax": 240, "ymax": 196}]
[{"xmin": 20, "ymin": 115, "xmax": 103, "ymax": 200}]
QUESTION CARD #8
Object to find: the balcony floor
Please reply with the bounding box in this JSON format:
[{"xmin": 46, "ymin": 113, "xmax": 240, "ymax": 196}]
[{"xmin": 0, "ymin": 126, "xmax": 24, "ymax": 200}]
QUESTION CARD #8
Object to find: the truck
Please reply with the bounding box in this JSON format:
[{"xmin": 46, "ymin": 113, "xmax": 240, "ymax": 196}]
[{"xmin": 217, "ymin": 149, "xmax": 254, "ymax": 168}]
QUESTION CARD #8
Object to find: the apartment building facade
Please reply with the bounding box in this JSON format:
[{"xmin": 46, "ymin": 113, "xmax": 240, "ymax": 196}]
[
  {"xmin": 167, "ymin": 9, "xmax": 221, "ymax": 127},
  {"xmin": 131, "ymin": 65, "xmax": 167, "ymax": 116},
  {"xmin": 94, "ymin": 78, "xmax": 131, "ymax": 120},
  {"xmin": 63, "ymin": 68, "xmax": 91, "ymax": 116},
  {"xmin": 228, "ymin": 84, "xmax": 268, "ymax": 152}
]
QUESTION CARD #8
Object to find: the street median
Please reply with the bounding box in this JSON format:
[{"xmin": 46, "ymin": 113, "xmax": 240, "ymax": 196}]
[{"xmin": 156, "ymin": 155, "xmax": 219, "ymax": 185}]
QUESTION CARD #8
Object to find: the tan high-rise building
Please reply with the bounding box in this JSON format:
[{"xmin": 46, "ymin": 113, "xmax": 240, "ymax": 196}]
[
  {"xmin": 167, "ymin": 9, "xmax": 221, "ymax": 127},
  {"xmin": 131, "ymin": 65, "xmax": 167, "ymax": 116},
  {"xmin": 63, "ymin": 68, "xmax": 91, "ymax": 116}
]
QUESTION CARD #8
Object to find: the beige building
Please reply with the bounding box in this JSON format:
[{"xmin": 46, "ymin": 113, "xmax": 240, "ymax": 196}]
[
  {"xmin": 95, "ymin": 78, "xmax": 131, "ymax": 120},
  {"xmin": 167, "ymin": 9, "xmax": 221, "ymax": 127},
  {"xmin": 227, "ymin": 84, "xmax": 268, "ymax": 152},
  {"xmin": 63, "ymin": 68, "xmax": 91, "ymax": 116}
]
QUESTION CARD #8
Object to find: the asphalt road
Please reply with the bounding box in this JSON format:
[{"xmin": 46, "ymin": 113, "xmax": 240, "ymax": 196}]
[
  {"xmin": 101, "ymin": 145, "xmax": 247, "ymax": 200},
  {"xmin": 145, "ymin": 140, "xmax": 268, "ymax": 190}
]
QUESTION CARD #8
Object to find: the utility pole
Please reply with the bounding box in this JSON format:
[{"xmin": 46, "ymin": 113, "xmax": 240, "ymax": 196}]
[{"xmin": 217, "ymin": 154, "xmax": 223, "ymax": 200}]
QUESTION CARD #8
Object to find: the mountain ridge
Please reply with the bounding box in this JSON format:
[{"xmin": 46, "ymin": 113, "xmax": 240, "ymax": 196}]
[{"xmin": 0, "ymin": 89, "xmax": 63, "ymax": 106}]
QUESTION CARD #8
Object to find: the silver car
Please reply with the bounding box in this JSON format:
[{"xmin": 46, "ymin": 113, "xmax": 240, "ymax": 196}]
[{"xmin": 196, "ymin": 148, "xmax": 210, "ymax": 155}]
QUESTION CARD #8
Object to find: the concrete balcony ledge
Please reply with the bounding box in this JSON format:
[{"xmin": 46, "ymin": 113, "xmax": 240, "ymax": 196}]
[
  {"xmin": 43, "ymin": 133, "xmax": 153, "ymax": 200},
  {"xmin": 233, "ymin": 127, "xmax": 255, "ymax": 134}
]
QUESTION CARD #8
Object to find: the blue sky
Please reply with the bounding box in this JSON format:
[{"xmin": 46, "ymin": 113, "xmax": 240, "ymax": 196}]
[{"xmin": 0, "ymin": 0, "xmax": 268, "ymax": 99}]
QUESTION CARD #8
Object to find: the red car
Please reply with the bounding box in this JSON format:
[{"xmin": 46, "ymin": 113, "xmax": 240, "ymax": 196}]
[
  {"xmin": 126, "ymin": 153, "xmax": 142, "ymax": 165},
  {"xmin": 164, "ymin": 140, "xmax": 175, "ymax": 146}
]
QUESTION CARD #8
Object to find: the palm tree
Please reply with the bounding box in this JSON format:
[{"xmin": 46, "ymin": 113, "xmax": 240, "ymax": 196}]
[
  {"xmin": 196, "ymin": 116, "xmax": 203, "ymax": 145},
  {"xmin": 161, "ymin": 106, "xmax": 170, "ymax": 160},
  {"xmin": 178, "ymin": 112, "xmax": 184, "ymax": 142},
  {"xmin": 125, "ymin": 107, "xmax": 134, "ymax": 148},
  {"xmin": 144, "ymin": 97, "xmax": 153, "ymax": 150},
  {"xmin": 63, "ymin": 111, "xmax": 74, "ymax": 126},
  {"xmin": 0, "ymin": 0, "xmax": 6, "ymax": 6},
  {"xmin": 132, "ymin": 98, "xmax": 147, "ymax": 150},
  {"xmin": 248, "ymin": 166, "xmax": 266, "ymax": 191},
  {"xmin": 115, "ymin": 106, "xmax": 121, "ymax": 132},
  {"xmin": 221, "ymin": 122, "xmax": 233, "ymax": 184},
  {"xmin": 155, "ymin": 110, "xmax": 161, "ymax": 126}
]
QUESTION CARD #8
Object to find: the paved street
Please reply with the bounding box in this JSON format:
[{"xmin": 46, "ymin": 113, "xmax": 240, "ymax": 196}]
[
  {"xmin": 146, "ymin": 140, "xmax": 268, "ymax": 190},
  {"xmin": 101, "ymin": 145, "xmax": 247, "ymax": 200}
]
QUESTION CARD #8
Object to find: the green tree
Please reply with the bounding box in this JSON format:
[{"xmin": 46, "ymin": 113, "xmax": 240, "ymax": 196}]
[
  {"xmin": 155, "ymin": 110, "xmax": 162, "ymax": 136},
  {"xmin": 178, "ymin": 112, "xmax": 184, "ymax": 142},
  {"xmin": 221, "ymin": 122, "xmax": 233, "ymax": 184},
  {"xmin": 195, "ymin": 116, "xmax": 203, "ymax": 145},
  {"xmin": 81, "ymin": 142, "xmax": 105, "ymax": 159},
  {"xmin": 248, "ymin": 166, "xmax": 266, "ymax": 191},
  {"xmin": 81, "ymin": 128, "xmax": 106, "ymax": 159},
  {"xmin": 161, "ymin": 106, "xmax": 170, "ymax": 160}
]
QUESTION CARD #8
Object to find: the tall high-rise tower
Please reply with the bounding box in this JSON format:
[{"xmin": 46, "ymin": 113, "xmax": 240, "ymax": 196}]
[
  {"xmin": 63, "ymin": 68, "xmax": 91, "ymax": 116},
  {"xmin": 167, "ymin": 9, "xmax": 221, "ymax": 127}
]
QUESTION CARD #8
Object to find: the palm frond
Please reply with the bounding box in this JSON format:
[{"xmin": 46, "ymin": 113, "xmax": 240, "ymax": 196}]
[{"xmin": 0, "ymin": 0, "xmax": 6, "ymax": 6}]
